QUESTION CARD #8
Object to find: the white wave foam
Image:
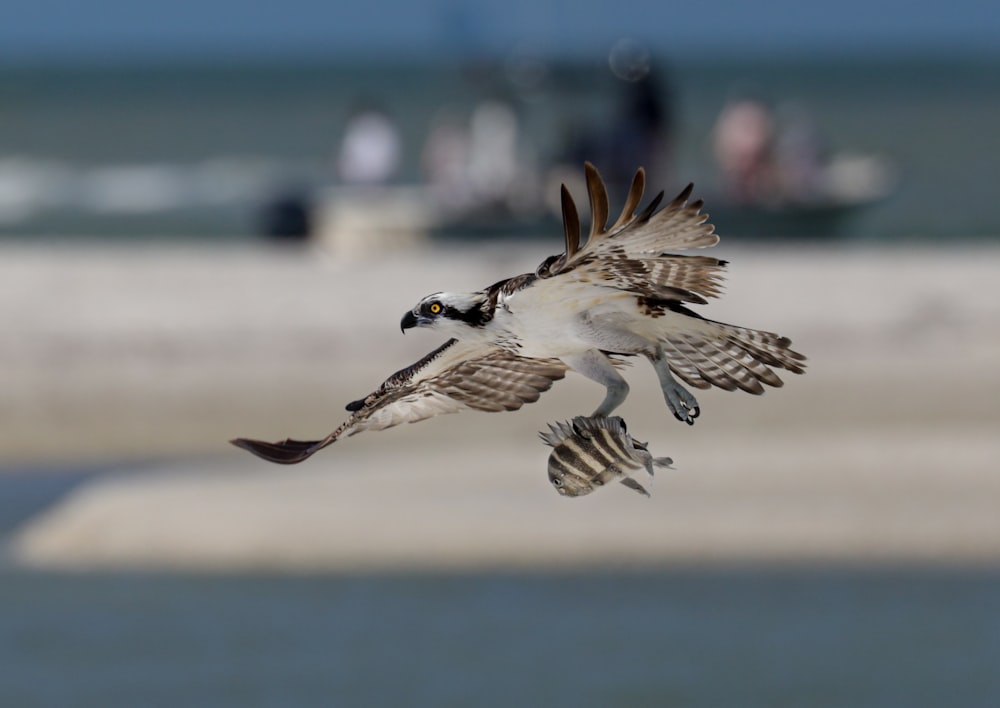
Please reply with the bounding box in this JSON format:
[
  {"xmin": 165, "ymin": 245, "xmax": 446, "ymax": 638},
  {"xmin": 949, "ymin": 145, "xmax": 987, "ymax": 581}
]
[{"xmin": 0, "ymin": 156, "xmax": 314, "ymax": 223}]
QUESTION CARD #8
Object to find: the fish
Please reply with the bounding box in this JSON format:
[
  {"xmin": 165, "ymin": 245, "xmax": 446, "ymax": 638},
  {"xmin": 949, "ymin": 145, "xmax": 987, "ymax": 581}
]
[{"xmin": 539, "ymin": 416, "xmax": 674, "ymax": 497}]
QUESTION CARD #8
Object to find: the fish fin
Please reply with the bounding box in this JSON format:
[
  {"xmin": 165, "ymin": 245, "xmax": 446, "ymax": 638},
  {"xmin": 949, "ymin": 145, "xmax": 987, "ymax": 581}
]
[
  {"xmin": 539, "ymin": 420, "xmax": 574, "ymax": 447},
  {"xmin": 570, "ymin": 418, "xmax": 593, "ymax": 440},
  {"xmin": 619, "ymin": 477, "xmax": 651, "ymax": 497},
  {"xmin": 653, "ymin": 457, "xmax": 675, "ymax": 469},
  {"xmin": 570, "ymin": 415, "xmax": 629, "ymax": 437}
]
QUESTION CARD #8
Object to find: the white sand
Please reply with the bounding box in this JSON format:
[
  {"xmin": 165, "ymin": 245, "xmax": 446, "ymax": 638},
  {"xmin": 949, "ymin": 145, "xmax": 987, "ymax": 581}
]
[{"xmin": 5, "ymin": 241, "xmax": 1000, "ymax": 571}]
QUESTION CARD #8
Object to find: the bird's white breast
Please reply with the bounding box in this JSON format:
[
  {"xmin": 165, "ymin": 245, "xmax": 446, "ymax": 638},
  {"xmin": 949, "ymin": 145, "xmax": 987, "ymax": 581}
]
[{"xmin": 491, "ymin": 279, "xmax": 637, "ymax": 358}]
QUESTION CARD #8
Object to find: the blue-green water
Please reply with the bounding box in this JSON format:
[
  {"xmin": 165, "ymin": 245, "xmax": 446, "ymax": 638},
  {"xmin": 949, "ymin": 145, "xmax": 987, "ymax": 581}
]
[
  {"xmin": 2, "ymin": 473, "xmax": 1000, "ymax": 707},
  {"xmin": 1, "ymin": 55, "xmax": 998, "ymax": 240},
  {"xmin": 3, "ymin": 566, "xmax": 1000, "ymax": 707}
]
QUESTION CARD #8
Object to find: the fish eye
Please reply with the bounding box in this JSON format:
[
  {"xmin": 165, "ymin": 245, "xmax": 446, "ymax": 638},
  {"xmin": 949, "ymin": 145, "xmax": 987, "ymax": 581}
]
[
  {"xmin": 551, "ymin": 477, "xmax": 563, "ymax": 486},
  {"xmin": 428, "ymin": 302, "xmax": 442, "ymax": 315}
]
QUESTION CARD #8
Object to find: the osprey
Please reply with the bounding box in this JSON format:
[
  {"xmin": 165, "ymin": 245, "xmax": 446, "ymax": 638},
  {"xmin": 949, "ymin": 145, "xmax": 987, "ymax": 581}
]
[{"xmin": 232, "ymin": 163, "xmax": 805, "ymax": 464}]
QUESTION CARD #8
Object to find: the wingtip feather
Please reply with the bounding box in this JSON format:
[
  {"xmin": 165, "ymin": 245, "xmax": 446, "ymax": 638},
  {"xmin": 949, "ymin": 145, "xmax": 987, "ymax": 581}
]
[
  {"xmin": 609, "ymin": 167, "xmax": 647, "ymax": 232},
  {"xmin": 230, "ymin": 437, "xmax": 323, "ymax": 464},
  {"xmin": 584, "ymin": 162, "xmax": 610, "ymax": 242},
  {"xmin": 560, "ymin": 184, "xmax": 581, "ymax": 259}
]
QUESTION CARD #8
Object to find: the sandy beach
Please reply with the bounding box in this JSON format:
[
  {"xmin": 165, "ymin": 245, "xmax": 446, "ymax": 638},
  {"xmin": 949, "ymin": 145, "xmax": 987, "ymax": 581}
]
[{"xmin": 4, "ymin": 241, "xmax": 999, "ymax": 571}]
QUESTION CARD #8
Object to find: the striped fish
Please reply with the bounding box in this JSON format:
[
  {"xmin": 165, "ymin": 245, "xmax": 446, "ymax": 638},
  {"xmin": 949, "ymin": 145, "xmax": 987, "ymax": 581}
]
[{"xmin": 540, "ymin": 416, "xmax": 674, "ymax": 497}]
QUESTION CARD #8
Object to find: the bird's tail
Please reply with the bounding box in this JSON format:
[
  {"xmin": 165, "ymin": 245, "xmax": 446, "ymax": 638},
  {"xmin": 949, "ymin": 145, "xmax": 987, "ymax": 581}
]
[
  {"xmin": 658, "ymin": 319, "xmax": 806, "ymax": 394},
  {"xmin": 713, "ymin": 321, "xmax": 807, "ymax": 374}
]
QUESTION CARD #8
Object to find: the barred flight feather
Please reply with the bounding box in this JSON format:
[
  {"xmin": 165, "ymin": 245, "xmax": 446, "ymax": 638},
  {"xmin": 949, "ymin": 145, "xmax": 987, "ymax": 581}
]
[{"xmin": 231, "ymin": 343, "xmax": 567, "ymax": 464}]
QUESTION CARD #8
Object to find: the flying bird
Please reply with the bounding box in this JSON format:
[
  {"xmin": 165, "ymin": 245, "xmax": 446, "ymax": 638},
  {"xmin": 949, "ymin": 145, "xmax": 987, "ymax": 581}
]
[{"xmin": 231, "ymin": 163, "xmax": 805, "ymax": 464}]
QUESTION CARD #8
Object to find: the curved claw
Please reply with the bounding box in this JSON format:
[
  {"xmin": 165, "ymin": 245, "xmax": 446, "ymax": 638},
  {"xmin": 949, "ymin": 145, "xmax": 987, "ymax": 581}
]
[
  {"xmin": 664, "ymin": 382, "xmax": 700, "ymax": 426},
  {"xmin": 672, "ymin": 407, "xmax": 696, "ymax": 426},
  {"xmin": 649, "ymin": 351, "xmax": 700, "ymax": 426},
  {"xmin": 685, "ymin": 401, "xmax": 701, "ymax": 426}
]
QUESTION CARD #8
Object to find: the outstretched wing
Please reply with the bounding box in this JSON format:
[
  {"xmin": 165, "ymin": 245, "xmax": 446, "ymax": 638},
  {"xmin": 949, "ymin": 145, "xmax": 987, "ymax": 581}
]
[
  {"xmin": 537, "ymin": 162, "xmax": 726, "ymax": 305},
  {"xmin": 230, "ymin": 339, "xmax": 567, "ymax": 464}
]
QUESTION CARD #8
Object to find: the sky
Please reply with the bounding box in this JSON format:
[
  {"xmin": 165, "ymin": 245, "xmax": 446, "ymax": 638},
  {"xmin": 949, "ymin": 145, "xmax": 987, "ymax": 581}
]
[{"xmin": 1, "ymin": 0, "xmax": 998, "ymax": 62}]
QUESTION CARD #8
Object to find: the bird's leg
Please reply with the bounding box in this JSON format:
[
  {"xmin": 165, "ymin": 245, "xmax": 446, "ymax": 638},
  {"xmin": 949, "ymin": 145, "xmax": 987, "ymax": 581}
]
[
  {"xmin": 648, "ymin": 349, "xmax": 699, "ymax": 425},
  {"xmin": 563, "ymin": 349, "xmax": 630, "ymax": 417}
]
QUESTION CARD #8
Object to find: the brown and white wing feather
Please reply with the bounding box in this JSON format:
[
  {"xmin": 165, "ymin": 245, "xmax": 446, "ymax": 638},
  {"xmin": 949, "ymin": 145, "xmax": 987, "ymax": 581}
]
[
  {"xmin": 657, "ymin": 314, "xmax": 807, "ymax": 394},
  {"xmin": 539, "ymin": 162, "xmax": 726, "ymax": 304},
  {"xmin": 230, "ymin": 339, "xmax": 566, "ymax": 464}
]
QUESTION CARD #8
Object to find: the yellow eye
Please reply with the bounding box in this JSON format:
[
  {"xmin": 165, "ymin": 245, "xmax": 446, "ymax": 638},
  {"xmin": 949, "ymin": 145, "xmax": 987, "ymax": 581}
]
[{"xmin": 429, "ymin": 302, "xmax": 442, "ymax": 314}]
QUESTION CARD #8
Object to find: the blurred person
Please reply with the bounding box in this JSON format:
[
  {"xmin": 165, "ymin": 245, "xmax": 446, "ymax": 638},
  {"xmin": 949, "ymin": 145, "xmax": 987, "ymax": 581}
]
[
  {"xmin": 422, "ymin": 109, "xmax": 471, "ymax": 210},
  {"xmin": 423, "ymin": 97, "xmax": 541, "ymax": 219},
  {"xmin": 712, "ymin": 95, "xmax": 776, "ymax": 203},
  {"xmin": 603, "ymin": 68, "xmax": 674, "ymax": 190},
  {"xmin": 773, "ymin": 102, "xmax": 825, "ymax": 201},
  {"xmin": 465, "ymin": 98, "xmax": 521, "ymax": 203},
  {"xmin": 258, "ymin": 184, "xmax": 312, "ymax": 241},
  {"xmin": 337, "ymin": 103, "xmax": 402, "ymax": 185},
  {"xmin": 556, "ymin": 57, "xmax": 674, "ymax": 200}
]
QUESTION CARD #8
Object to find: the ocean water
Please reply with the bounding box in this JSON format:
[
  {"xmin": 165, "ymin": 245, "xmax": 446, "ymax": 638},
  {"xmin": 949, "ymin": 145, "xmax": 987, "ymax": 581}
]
[
  {"xmin": 2, "ymin": 473, "xmax": 1000, "ymax": 707},
  {"xmin": 3, "ymin": 565, "xmax": 1000, "ymax": 707},
  {"xmin": 1, "ymin": 54, "xmax": 998, "ymax": 240}
]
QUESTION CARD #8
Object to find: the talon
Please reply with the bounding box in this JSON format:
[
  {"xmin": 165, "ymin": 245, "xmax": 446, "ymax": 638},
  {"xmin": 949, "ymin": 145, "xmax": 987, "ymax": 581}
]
[
  {"xmin": 676, "ymin": 389, "xmax": 699, "ymax": 425},
  {"xmin": 665, "ymin": 388, "xmax": 698, "ymax": 425},
  {"xmin": 649, "ymin": 351, "xmax": 700, "ymax": 427}
]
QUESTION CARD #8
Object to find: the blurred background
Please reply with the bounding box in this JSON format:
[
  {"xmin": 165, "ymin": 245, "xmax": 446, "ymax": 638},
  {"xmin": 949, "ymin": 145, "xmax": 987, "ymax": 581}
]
[{"xmin": 2, "ymin": 1, "xmax": 1000, "ymax": 706}]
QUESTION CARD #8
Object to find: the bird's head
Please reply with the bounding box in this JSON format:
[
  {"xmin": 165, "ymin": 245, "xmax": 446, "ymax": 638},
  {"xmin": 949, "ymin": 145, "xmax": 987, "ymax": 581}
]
[{"xmin": 400, "ymin": 292, "xmax": 489, "ymax": 335}]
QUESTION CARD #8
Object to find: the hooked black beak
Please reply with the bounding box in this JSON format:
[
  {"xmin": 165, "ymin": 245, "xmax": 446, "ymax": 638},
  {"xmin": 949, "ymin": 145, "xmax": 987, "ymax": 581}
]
[{"xmin": 400, "ymin": 310, "xmax": 418, "ymax": 333}]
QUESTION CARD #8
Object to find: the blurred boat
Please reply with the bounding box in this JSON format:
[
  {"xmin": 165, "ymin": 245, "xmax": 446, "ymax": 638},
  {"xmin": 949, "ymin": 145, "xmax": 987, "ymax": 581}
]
[
  {"xmin": 313, "ymin": 153, "xmax": 895, "ymax": 253},
  {"xmin": 706, "ymin": 196, "xmax": 877, "ymax": 240},
  {"xmin": 313, "ymin": 184, "xmax": 557, "ymax": 255},
  {"xmin": 704, "ymin": 153, "xmax": 896, "ymax": 239}
]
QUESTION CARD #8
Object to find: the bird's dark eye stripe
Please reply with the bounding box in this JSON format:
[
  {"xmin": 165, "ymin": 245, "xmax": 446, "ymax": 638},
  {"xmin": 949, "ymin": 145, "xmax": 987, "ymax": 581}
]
[{"xmin": 426, "ymin": 303, "xmax": 463, "ymax": 319}]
